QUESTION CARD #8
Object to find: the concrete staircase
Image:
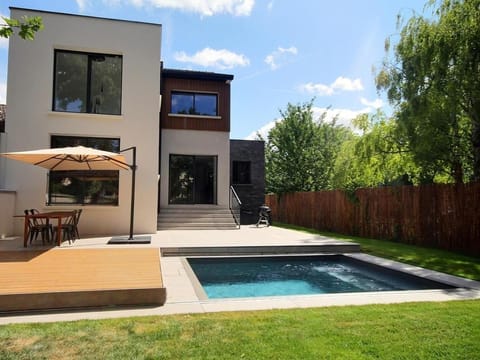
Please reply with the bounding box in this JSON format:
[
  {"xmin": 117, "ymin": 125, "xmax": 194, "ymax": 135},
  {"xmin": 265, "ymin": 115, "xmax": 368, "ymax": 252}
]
[{"xmin": 157, "ymin": 205, "xmax": 239, "ymax": 230}]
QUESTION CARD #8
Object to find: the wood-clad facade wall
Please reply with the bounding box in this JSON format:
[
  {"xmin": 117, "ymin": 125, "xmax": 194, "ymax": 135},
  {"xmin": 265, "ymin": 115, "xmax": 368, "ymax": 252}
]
[{"xmin": 160, "ymin": 76, "xmax": 231, "ymax": 132}]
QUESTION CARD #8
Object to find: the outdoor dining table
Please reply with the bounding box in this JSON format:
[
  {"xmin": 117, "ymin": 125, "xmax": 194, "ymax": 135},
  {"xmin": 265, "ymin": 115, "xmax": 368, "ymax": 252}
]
[{"xmin": 15, "ymin": 211, "xmax": 77, "ymax": 247}]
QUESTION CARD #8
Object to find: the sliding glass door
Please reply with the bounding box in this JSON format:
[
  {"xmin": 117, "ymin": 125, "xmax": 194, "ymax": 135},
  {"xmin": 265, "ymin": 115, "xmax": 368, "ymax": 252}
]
[{"xmin": 168, "ymin": 155, "xmax": 217, "ymax": 204}]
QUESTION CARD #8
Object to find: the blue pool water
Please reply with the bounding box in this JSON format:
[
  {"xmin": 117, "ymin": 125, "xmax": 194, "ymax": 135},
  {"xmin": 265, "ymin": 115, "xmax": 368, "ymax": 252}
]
[{"xmin": 187, "ymin": 255, "xmax": 453, "ymax": 299}]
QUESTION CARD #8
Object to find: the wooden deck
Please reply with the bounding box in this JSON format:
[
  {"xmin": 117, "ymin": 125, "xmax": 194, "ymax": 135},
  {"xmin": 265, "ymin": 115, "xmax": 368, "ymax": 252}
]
[{"xmin": 0, "ymin": 248, "xmax": 166, "ymax": 312}]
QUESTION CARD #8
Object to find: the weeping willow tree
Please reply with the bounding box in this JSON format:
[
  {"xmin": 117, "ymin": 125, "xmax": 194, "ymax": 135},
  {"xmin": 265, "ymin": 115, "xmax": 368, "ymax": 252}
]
[{"xmin": 376, "ymin": 0, "xmax": 479, "ymax": 183}]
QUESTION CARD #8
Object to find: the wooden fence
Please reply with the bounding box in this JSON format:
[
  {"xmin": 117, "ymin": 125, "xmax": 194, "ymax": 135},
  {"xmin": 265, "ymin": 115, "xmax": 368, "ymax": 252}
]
[{"xmin": 265, "ymin": 183, "xmax": 480, "ymax": 256}]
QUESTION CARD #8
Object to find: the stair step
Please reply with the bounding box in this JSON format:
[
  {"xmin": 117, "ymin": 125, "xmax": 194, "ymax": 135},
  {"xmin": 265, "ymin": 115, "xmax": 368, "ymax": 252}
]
[{"xmin": 157, "ymin": 206, "xmax": 238, "ymax": 230}]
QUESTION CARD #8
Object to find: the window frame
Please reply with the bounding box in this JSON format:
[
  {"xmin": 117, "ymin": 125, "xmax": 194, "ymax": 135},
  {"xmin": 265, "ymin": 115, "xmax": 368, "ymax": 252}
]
[
  {"xmin": 53, "ymin": 49, "xmax": 123, "ymax": 115},
  {"xmin": 170, "ymin": 91, "xmax": 218, "ymax": 117},
  {"xmin": 47, "ymin": 135, "xmax": 121, "ymax": 206}
]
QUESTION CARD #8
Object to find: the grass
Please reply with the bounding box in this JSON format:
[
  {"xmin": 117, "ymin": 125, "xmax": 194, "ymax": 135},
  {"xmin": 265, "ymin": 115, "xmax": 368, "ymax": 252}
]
[
  {"xmin": 275, "ymin": 223, "xmax": 480, "ymax": 281},
  {"xmin": 1, "ymin": 300, "xmax": 480, "ymax": 359}
]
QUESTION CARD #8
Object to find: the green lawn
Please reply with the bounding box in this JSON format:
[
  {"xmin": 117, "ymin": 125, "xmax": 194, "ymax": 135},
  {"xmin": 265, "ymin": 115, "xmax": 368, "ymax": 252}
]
[
  {"xmin": 1, "ymin": 300, "xmax": 479, "ymax": 359},
  {"xmin": 276, "ymin": 223, "xmax": 480, "ymax": 281}
]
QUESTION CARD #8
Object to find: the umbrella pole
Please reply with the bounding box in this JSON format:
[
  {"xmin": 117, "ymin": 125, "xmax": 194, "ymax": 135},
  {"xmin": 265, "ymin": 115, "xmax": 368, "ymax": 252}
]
[
  {"xmin": 119, "ymin": 146, "xmax": 136, "ymax": 240},
  {"xmin": 128, "ymin": 146, "xmax": 136, "ymax": 240},
  {"xmin": 108, "ymin": 146, "xmax": 150, "ymax": 244}
]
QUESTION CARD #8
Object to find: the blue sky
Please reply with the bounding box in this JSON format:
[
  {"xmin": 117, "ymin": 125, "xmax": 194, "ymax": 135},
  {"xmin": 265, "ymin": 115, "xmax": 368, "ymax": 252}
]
[{"xmin": 0, "ymin": 0, "xmax": 428, "ymax": 139}]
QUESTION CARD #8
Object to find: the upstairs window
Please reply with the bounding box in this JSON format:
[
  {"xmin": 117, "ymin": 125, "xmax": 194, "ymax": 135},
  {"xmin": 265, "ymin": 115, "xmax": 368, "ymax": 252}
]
[
  {"xmin": 53, "ymin": 50, "xmax": 122, "ymax": 115},
  {"xmin": 171, "ymin": 92, "xmax": 217, "ymax": 116},
  {"xmin": 232, "ymin": 161, "xmax": 251, "ymax": 184}
]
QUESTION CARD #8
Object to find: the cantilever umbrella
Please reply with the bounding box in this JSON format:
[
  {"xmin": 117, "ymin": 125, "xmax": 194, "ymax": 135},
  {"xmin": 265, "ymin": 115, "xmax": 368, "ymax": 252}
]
[
  {"xmin": 0, "ymin": 145, "xmax": 148, "ymax": 242},
  {"xmin": 0, "ymin": 146, "xmax": 130, "ymax": 171}
]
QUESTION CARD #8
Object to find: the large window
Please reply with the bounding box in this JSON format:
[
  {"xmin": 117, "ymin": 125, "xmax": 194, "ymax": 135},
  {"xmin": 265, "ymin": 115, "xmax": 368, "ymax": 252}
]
[
  {"xmin": 232, "ymin": 161, "xmax": 251, "ymax": 185},
  {"xmin": 171, "ymin": 92, "xmax": 217, "ymax": 116},
  {"xmin": 53, "ymin": 50, "xmax": 122, "ymax": 115},
  {"xmin": 48, "ymin": 136, "xmax": 120, "ymax": 205}
]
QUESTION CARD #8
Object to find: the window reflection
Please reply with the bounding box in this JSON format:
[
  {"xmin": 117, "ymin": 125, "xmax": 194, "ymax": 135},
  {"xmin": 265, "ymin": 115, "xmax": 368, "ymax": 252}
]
[
  {"xmin": 171, "ymin": 92, "xmax": 217, "ymax": 116},
  {"xmin": 53, "ymin": 50, "xmax": 122, "ymax": 115}
]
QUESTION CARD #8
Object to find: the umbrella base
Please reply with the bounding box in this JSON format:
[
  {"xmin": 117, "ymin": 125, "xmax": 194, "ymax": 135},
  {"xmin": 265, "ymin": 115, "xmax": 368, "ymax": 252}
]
[{"xmin": 108, "ymin": 235, "xmax": 151, "ymax": 244}]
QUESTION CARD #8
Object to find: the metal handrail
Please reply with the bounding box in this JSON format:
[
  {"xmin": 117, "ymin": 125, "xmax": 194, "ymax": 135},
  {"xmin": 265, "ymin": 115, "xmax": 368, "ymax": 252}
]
[{"xmin": 229, "ymin": 185, "xmax": 242, "ymax": 228}]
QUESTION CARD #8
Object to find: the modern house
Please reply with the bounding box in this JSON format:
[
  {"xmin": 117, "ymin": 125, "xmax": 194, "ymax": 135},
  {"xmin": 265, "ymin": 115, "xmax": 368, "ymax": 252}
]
[{"xmin": 0, "ymin": 7, "xmax": 264, "ymax": 238}]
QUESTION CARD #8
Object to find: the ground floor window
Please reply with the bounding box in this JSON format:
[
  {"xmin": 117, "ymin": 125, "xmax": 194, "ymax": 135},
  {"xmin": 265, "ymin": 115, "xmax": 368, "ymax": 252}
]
[
  {"xmin": 169, "ymin": 154, "xmax": 217, "ymax": 204},
  {"xmin": 48, "ymin": 136, "xmax": 120, "ymax": 205}
]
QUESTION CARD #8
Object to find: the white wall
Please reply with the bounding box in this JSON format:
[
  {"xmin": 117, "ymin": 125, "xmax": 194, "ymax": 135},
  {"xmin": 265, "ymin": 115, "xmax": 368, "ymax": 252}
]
[
  {"xmin": 160, "ymin": 129, "xmax": 230, "ymax": 207},
  {"xmin": 5, "ymin": 9, "xmax": 161, "ymax": 236},
  {"xmin": 0, "ymin": 190, "xmax": 15, "ymax": 237}
]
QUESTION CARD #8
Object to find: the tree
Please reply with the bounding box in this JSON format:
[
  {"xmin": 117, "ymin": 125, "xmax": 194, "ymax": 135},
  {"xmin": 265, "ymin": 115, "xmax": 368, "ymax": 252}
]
[
  {"xmin": 0, "ymin": 15, "xmax": 43, "ymax": 40},
  {"xmin": 264, "ymin": 100, "xmax": 350, "ymax": 194},
  {"xmin": 376, "ymin": 0, "xmax": 479, "ymax": 182},
  {"xmin": 333, "ymin": 111, "xmax": 418, "ymax": 189}
]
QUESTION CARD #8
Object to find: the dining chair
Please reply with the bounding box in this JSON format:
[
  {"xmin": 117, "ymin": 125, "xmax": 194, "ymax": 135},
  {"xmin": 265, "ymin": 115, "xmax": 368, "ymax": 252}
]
[
  {"xmin": 53, "ymin": 210, "xmax": 77, "ymax": 244},
  {"xmin": 72, "ymin": 209, "xmax": 82, "ymax": 240},
  {"xmin": 26, "ymin": 209, "xmax": 52, "ymax": 244}
]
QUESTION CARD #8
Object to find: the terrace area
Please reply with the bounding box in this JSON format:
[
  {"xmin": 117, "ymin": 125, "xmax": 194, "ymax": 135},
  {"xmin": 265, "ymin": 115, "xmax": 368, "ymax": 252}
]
[{"xmin": 0, "ymin": 226, "xmax": 479, "ymax": 325}]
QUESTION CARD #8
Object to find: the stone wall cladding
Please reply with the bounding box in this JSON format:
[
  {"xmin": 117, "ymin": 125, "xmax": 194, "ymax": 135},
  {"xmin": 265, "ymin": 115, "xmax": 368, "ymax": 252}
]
[{"xmin": 230, "ymin": 139, "xmax": 265, "ymax": 225}]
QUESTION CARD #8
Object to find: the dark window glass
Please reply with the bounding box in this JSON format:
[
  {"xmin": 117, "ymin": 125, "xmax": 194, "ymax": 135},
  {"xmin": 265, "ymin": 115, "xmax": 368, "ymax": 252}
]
[
  {"xmin": 48, "ymin": 136, "xmax": 120, "ymax": 205},
  {"xmin": 232, "ymin": 161, "xmax": 251, "ymax": 184},
  {"xmin": 53, "ymin": 50, "xmax": 122, "ymax": 115},
  {"xmin": 171, "ymin": 92, "xmax": 217, "ymax": 116},
  {"xmin": 171, "ymin": 93, "xmax": 194, "ymax": 115},
  {"xmin": 195, "ymin": 94, "xmax": 217, "ymax": 116}
]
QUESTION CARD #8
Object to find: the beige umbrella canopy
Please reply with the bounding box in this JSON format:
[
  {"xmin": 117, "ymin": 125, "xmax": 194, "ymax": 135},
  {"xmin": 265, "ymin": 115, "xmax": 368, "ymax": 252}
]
[{"xmin": 0, "ymin": 145, "xmax": 130, "ymax": 171}]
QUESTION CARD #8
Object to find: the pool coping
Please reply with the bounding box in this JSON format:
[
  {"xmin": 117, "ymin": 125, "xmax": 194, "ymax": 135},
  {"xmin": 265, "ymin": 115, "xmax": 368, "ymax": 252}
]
[{"xmin": 180, "ymin": 252, "xmax": 480, "ymax": 302}]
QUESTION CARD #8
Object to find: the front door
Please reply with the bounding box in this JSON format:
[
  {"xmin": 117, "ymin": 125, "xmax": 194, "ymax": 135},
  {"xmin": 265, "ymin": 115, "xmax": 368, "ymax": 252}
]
[{"xmin": 168, "ymin": 155, "xmax": 217, "ymax": 204}]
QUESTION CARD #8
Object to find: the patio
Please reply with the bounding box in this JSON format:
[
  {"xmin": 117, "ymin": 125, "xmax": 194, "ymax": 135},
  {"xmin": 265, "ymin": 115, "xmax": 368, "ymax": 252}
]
[{"xmin": 0, "ymin": 225, "xmax": 479, "ymax": 324}]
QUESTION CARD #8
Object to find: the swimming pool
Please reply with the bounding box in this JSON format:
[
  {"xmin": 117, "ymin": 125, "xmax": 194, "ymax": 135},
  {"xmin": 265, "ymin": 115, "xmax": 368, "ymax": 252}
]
[{"xmin": 187, "ymin": 255, "xmax": 454, "ymax": 299}]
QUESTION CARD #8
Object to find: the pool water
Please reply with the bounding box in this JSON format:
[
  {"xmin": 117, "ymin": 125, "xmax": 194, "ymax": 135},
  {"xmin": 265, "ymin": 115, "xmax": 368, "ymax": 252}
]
[{"xmin": 187, "ymin": 255, "xmax": 453, "ymax": 299}]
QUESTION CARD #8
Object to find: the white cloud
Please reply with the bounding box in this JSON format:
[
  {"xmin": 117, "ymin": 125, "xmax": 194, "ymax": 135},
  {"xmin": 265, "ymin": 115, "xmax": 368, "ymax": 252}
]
[
  {"xmin": 76, "ymin": 0, "xmax": 91, "ymax": 12},
  {"xmin": 298, "ymin": 83, "xmax": 334, "ymax": 96},
  {"xmin": 264, "ymin": 46, "xmax": 298, "ymax": 70},
  {"xmin": 267, "ymin": 1, "xmax": 274, "ymax": 11},
  {"xmin": 312, "ymin": 106, "xmax": 370, "ymax": 129},
  {"xmin": 245, "ymin": 105, "xmax": 374, "ymax": 140},
  {"xmin": 0, "ymin": 14, "xmax": 9, "ymax": 48},
  {"xmin": 245, "ymin": 119, "xmax": 280, "ymax": 140},
  {"xmin": 113, "ymin": 0, "xmax": 254, "ymax": 16},
  {"xmin": 0, "ymin": 82, "xmax": 6, "ymax": 104},
  {"xmin": 174, "ymin": 47, "xmax": 250, "ymax": 69},
  {"xmin": 360, "ymin": 97, "xmax": 383, "ymax": 109},
  {"xmin": 331, "ymin": 76, "xmax": 363, "ymax": 91},
  {"xmin": 299, "ymin": 76, "xmax": 364, "ymax": 96}
]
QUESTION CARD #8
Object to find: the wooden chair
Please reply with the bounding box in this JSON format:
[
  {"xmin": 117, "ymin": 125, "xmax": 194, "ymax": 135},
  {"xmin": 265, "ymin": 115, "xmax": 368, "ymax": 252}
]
[{"xmin": 26, "ymin": 209, "xmax": 52, "ymax": 244}]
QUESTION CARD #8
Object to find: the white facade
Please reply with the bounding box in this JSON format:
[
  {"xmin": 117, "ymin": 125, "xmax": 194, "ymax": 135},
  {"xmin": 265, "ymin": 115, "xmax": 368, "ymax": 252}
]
[
  {"xmin": 160, "ymin": 129, "xmax": 230, "ymax": 207},
  {"xmin": 4, "ymin": 9, "xmax": 161, "ymax": 236}
]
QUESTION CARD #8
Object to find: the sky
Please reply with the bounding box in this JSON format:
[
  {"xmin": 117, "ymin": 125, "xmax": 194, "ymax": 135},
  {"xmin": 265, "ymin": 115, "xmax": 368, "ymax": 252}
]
[{"xmin": 0, "ymin": 0, "xmax": 429, "ymax": 140}]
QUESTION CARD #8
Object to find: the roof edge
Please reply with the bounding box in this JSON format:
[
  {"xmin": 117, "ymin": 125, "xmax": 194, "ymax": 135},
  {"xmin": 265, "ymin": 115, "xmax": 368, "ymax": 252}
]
[
  {"xmin": 162, "ymin": 68, "xmax": 234, "ymax": 82},
  {"xmin": 9, "ymin": 7, "xmax": 162, "ymax": 28}
]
